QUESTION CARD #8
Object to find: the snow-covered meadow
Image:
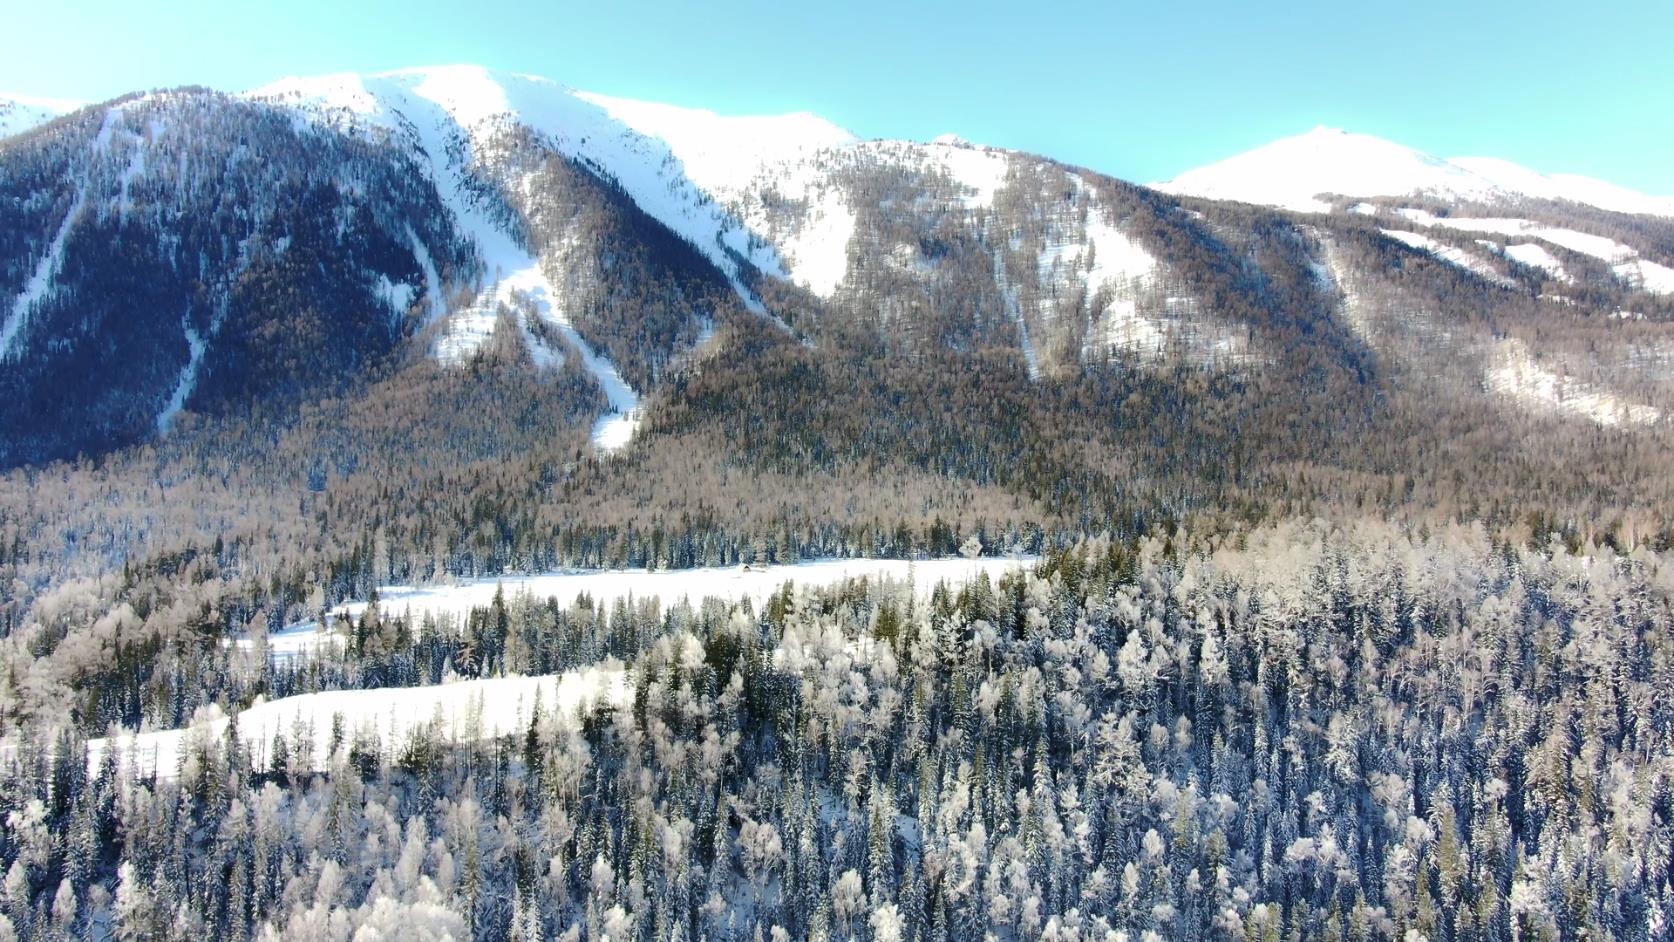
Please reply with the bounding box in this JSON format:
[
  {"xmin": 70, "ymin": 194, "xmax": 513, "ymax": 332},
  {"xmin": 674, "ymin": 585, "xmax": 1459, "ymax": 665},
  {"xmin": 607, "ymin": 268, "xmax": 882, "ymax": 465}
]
[
  {"xmin": 116, "ymin": 556, "xmax": 1037, "ymax": 780},
  {"xmin": 249, "ymin": 556, "xmax": 1037, "ymax": 661},
  {"xmin": 88, "ymin": 665, "xmax": 628, "ymax": 780}
]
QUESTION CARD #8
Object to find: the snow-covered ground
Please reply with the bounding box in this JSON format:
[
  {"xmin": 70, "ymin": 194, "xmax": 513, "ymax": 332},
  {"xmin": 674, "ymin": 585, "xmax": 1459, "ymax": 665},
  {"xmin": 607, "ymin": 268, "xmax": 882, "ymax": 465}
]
[
  {"xmin": 1394, "ymin": 210, "xmax": 1674, "ymax": 296},
  {"xmin": 1501, "ymin": 242, "xmax": 1571, "ymax": 282},
  {"xmin": 1486, "ymin": 338, "xmax": 1662, "ymax": 428},
  {"xmin": 923, "ymin": 140, "xmax": 1013, "ymax": 209},
  {"xmin": 338, "ymin": 555, "xmax": 1032, "ymax": 626},
  {"xmin": 1380, "ymin": 229, "xmax": 1514, "ymax": 287},
  {"xmin": 242, "ymin": 556, "xmax": 1037, "ymax": 660},
  {"xmin": 776, "ymin": 175, "xmax": 855, "ymax": 297},
  {"xmin": 1157, "ymin": 126, "xmax": 1674, "ymax": 218},
  {"xmin": 0, "ymin": 92, "xmax": 82, "ymax": 139},
  {"xmin": 88, "ymin": 665, "xmax": 628, "ymax": 779},
  {"xmin": 0, "ymin": 183, "xmax": 85, "ymax": 358}
]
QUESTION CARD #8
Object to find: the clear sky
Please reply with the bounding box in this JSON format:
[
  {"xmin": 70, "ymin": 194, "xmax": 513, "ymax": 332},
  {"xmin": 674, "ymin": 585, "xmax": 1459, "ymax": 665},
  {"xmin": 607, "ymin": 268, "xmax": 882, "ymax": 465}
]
[{"xmin": 4, "ymin": 0, "xmax": 1672, "ymax": 192}]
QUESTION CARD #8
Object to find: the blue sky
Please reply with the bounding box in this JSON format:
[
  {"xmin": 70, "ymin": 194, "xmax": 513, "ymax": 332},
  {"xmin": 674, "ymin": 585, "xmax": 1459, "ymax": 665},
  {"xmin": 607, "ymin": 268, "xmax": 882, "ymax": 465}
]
[{"xmin": 5, "ymin": 0, "xmax": 1672, "ymax": 191}]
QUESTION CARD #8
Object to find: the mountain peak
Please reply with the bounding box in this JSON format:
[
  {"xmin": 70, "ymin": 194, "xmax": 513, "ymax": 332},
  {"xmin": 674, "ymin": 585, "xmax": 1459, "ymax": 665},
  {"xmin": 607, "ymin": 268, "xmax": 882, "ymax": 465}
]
[
  {"xmin": 0, "ymin": 92, "xmax": 85, "ymax": 139},
  {"xmin": 1157, "ymin": 127, "xmax": 1674, "ymax": 217}
]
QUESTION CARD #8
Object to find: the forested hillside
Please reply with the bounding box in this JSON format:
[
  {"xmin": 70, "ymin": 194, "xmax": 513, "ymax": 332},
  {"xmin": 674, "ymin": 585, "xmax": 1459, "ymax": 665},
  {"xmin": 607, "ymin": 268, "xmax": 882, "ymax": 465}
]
[{"xmin": 1, "ymin": 524, "xmax": 1668, "ymax": 940}]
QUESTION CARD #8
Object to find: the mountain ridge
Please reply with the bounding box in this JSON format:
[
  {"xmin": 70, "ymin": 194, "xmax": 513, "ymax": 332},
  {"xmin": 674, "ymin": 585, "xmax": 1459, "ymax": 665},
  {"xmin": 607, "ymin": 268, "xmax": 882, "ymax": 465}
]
[
  {"xmin": 2, "ymin": 68, "xmax": 1673, "ymax": 472},
  {"xmin": 1155, "ymin": 125, "xmax": 1674, "ymax": 216}
]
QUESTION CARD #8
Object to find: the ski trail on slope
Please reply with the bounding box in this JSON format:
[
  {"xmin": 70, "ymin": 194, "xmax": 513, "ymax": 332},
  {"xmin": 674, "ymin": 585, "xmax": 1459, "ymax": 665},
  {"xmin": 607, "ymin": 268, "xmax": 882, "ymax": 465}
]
[
  {"xmin": 0, "ymin": 186, "xmax": 85, "ymax": 358},
  {"xmin": 0, "ymin": 105, "xmax": 119, "ymax": 358},
  {"xmin": 156, "ymin": 317, "xmax": 205, "ymax": 432},
  {"xmin": 398, "ymin": 94, "xmax": 642, "ymax": 452}
]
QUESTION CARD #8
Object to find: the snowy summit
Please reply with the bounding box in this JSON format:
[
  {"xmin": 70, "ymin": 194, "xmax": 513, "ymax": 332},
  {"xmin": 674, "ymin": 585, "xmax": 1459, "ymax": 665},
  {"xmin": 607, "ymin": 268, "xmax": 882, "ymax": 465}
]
[{"xmin": 1156, "ymin": 125, "xmax": 1674, "ymax": 217}]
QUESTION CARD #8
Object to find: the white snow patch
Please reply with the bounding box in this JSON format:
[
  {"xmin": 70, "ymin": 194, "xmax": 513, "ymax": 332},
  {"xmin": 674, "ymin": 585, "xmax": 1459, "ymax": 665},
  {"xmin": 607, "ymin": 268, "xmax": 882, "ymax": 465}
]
[
  {"xmin": 405, "ymin": 227, "xmax": 445, "ymax": 324},
  {"xmin": 1617, "ymin": 258, "xmax": 1674, "ymax": 295},
  {"xmin": 778, "ymin": 183, "xmax": 854, "ymax": 297},
  {"xmin": 1157, "ymin": 126, "xmax": 1674, "ymax": 218},
  {"xmin": 88, "ymin": 666, "xmax": 629, "ymax": 779},
  {"xmin": 0, "ymin": 93, "xmax": 82, "ymax": 138},
  {"xmin": 375, "ymin": 275, "xmax": 417, "ymax": 320},
  {"xmin": 1083, "ymin": 216, "xmax": 1157, "ymax": 291},
  {"xmin": 1043, "ymin": 197, "xmax": 1164, "ymax": 359},
  {"xmin": 1156, "ymin": 127, "xmax": 1499, "ymax": 213},
  {"xmin": 1502, "ymin": 243, "xmax": 1570, "ymax": 282},
  {"xmin": 1486, "ymin": 338, "xmax": 1661, "ymax": 427},
  {"xmin": 1447, "ymin": 156, "xmax": 1674, "ymax": 217},
  {"xmin": 928, "ymin": 143, "xmax": 1011, "ymax": 208},
  {"xmin": 1396, "ymin": 210, "xmax": 1674, "ymax": 295},
  {"xmin": 574, "ymin": 92, "xmax": 856, "ymax": 201}
]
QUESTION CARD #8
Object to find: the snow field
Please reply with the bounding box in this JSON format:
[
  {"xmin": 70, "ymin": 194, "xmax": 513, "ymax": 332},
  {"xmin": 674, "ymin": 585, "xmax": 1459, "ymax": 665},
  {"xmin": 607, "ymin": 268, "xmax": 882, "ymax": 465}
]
[
  {"xmin": 1158, "ymin": 126, "xmax": 1674, "ymax": 219},
  {"xmin": 336, "ymin": 555, "xmax": 1034, "ymax": 628},
  {"xmin": 240, "ymin": 556, "xmax": 1038, "ymax": 662},
  {"xmin": 87, "ymin": 665, "xmax": 629, "ymax": 780}
]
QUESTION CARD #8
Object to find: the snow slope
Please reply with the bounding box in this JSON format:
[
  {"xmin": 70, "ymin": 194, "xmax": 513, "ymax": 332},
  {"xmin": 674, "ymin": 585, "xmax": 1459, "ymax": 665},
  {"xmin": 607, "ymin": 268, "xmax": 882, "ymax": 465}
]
[
  {"xmin": 1447, "ymin": 156, "xmax": 1674, "ymax": 217},
  {"xmin": 1156, "ymin": 127, "xmax": 1499, "ymax": 214},
  {"xmin": 248, "ymin": 68, "xmax": 646, "ymax": 449},
  {"xmin": 88, "ymin": 665, "xmax": 629, "ymax": 779},
  {"xmin": 247, "ymin": 66, "xmax": 829, "ymax": 315},
  {"xmin": 0, "ymin": 184, "xmax": 86, "ymax": 358},
  {"xmin": 1157, "ymin": 126, "xmax": 1674, "ymax": 218},
  {"xmin": 1380, "ymin": 229, "xmax": 1514, "ymax": 287},
  {"xmin": 0, "ymin": 93, "xmax": 82, "ymax": 139},
  {"xmin": 1394, "ymin": 210, "xmax": 1674, "ymax": 296},
  {"xmin": 574, "ymin": 92, "xmax": 856, "ymax": 201}
]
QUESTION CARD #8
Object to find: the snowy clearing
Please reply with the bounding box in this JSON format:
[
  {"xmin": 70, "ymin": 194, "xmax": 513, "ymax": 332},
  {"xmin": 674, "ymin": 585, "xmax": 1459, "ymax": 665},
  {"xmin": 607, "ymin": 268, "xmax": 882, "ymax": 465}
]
[
  {"xmin": 924, "ymin": 141, "xmax": 1012, "ymax": 209},
  {"xmin": 241, "ymin": 557, "xmax": 1037, "ymax": 660},
  {"xmin": 333, "ymin": 556, "xmax": 1033, "ymax": 627},
  {"xmin": 1502, "ymin": 243, "xmax": 1571, "ymax": 282},
  {"xmin": 778, "ymin": 181, "xmax": 855, "ymax": 297},
  {"xmin": 88, "ymin": 665, "xmax": 629, "ymax": 780}
]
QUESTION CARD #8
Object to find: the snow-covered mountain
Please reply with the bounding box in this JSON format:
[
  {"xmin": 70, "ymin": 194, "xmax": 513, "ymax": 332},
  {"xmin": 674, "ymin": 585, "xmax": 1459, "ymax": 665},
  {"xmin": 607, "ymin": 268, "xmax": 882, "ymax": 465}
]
[
  {"xmin": 4, "ymin": 71, "xmax": 1674, "ymax": 468},
  {"xmin": 246, "ymin": 67, "xmax": 1226, "ymax": 382},
  {"xmin": 0, "ymin": 92, "xmax": 83, "ymax": 139},
  {"xmin": 1156, "ymin": 126, "xmax": 1674, "ymax": 217},
  {"xmin": 245, "ymin": 66, "xmax": 851, "ymax": 309}
]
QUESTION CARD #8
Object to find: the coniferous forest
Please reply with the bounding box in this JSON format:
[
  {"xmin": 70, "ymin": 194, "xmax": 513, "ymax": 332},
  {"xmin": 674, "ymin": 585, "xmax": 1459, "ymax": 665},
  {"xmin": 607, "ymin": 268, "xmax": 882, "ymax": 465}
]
[{"xmin": 2, "ymin": 525, "xmax": 1669, "ymax": 941}]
